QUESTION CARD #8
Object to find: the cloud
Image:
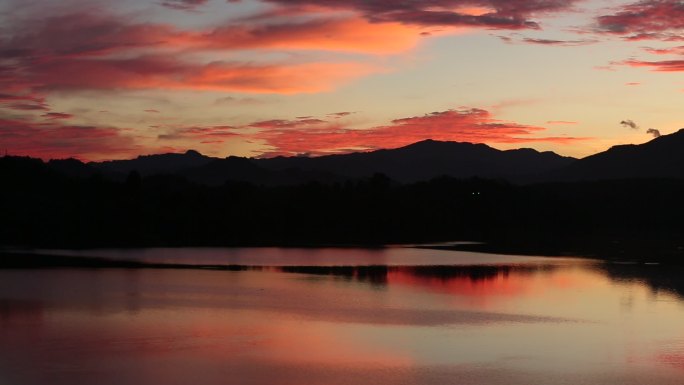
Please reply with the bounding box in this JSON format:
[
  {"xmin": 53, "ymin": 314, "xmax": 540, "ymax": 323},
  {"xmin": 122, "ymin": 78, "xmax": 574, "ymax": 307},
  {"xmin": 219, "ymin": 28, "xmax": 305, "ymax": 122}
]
[
  {"xmin": 546, "ymin": 120, "xmax": 578, "ymax": 125},
  {"xmin": 619, "ymin": 59, "xmax": 684, "ymax": 72},
  {"xmin": 249, "ymin": 108, "xmax": 588, "ymax": 156},
  {"xmin": 646, "ymin": 128, "xmax": 661, "ymax": 137},
  {"xmin": 160, "ymin": 0, "xmax": 209, "ymax": 11},
  {"xmin": 202, "ymin": 17, "xmax": 425, "ymax": 54},
  {"xmin": 498, "ymin": 35, "xmax": 596, "ymax": 46},
  {"xmin": 157, "ymin": 125, "xmax": 239, "ymax": 142},
  {"xmin": 643, "ymin": 45, "xmax": 684, "ymax": 55},
  {"xmin": 0, "ymin": 118, "xmax": 138, "ymax": 161},
  {"xmin": 258, "ymin": 0, "xmax": 581, "ymax": 30},
  {"xmin": 12, "ymin": 55, "xmax": 379, "ymax": 94},
  {"xmin": 41, "ymin": 112, "xmax": 74, "ymax": 120},
  {"xmin": 328, "ymin": 111, "xmax": 354, "ymax": 118},
  {"xmin": 144, "ymin": 109, "xmax": 161, "ymax": 113},
  {"xmin": 596, "ymin": 0, "xmax": 684, "ymax": 41},
  {"xmin": 620, "ymin": 119, "xmax": 639, "ymax": 129},
  {"xmin": 0, "ymin": 94, "xmax": 49, "ymax": 111},
  {"xmin": 0, "ymin": 11, "xmax": 389, "ymax": 97},
  {"xmin": 5, "ymin": 103, "xmax": 49, "ymax": 111}
]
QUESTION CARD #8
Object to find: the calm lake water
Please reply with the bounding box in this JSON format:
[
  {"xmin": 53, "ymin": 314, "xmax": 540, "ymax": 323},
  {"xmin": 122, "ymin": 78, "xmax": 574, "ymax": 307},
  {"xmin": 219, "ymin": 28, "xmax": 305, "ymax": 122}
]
[{"xmin": 2, "ymin": 247, "xmax": 684, "ymax": 385}]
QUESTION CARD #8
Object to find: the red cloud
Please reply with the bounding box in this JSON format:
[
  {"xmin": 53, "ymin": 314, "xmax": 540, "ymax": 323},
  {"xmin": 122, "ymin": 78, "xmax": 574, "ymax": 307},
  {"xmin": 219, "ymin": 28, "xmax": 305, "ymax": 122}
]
[
  {"xmin": 0, "ymin": 118, "xmax": 137, "ymax": 161},
  {"xmin": 596, "ymin": 0, "xmax": 684, "ymax": 41},
  {"xmin": 0, "ymin": 94, "xmax": 49, "ymax": 111},
  {"xmin": 5, "ymin": 103, "xmax": 49, "ymax": 111},
  {"xmin": 251, "ymin": 108, "xmax": 587, "ymax": 156},
  {"xmin": 620, "ymin": 59, "xmax": 684, "ymax": 72}
]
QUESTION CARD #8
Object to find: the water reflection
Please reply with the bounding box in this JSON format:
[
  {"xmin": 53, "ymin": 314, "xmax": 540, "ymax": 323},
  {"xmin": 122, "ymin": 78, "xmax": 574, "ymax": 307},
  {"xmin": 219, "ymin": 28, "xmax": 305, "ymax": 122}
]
[{"xmin": 1, "ymin": 250, "xmax": 684, "ymax": 385}]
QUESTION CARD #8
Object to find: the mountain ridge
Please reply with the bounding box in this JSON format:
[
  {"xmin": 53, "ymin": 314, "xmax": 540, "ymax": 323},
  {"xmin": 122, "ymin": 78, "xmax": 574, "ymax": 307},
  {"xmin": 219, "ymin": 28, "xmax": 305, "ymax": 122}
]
[{"xmin": 10, "ymin": 129, "xmax": 684, "ymax": 185}]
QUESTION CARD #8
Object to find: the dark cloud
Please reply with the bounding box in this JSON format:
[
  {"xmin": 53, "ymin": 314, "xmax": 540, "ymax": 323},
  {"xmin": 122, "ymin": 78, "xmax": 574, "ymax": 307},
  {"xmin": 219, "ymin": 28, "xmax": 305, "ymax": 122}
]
[
  {"xmin": 620, "ymin": 119, "xmax": 639, "ymax": 129},
  {"xmin": 258, "ymin": 0, "xmax": 581, "ymax": 30},
  {"xmin": 596, "ymin": 0, "xmax": 684, "ymax": 41},
  {"xmin": 328, "ymin": 111, "xmax": 354, "ymax": 118},
  {"xmin": 497, "ymin": 34, "xmax": 596, "ymax": 46},
  {"xmin": 5, "ymin": 103, "xmax": 49, "ymax": 111},
  {"xmin": 646, "ymin": 128, "xmax": 661, "ymax": 137},
  {"xmin": 0, "ymin": 94, "xmax": 49, "ymax": 111},
  {"xmin": 157, "ymin": 125, "xmax": 238, "ymax": 142},
  {"xmin": 160, "ymin": 0, "xmax": 209, "ymax": 11},
  {"xmin": 41, "ymin": 112, "xmax": 74, "ymax": 120}
]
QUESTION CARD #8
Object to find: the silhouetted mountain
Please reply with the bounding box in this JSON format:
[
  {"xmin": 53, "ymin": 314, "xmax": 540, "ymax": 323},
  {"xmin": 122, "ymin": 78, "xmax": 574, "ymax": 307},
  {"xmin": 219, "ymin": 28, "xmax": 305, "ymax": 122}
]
[
  {"xmin": 95, "ymin": 149, "xmax": 215, "ymax": 176},
  {"xmin": 72, "ymin": 140, "xmax": 575, "ymax": 185},
  {"xmin": 551, "ymin": 129, "xmax": 684, "ymax": 181},
  {"xmin": 254, "ymin": 140, "xmax": 576, "ymax": 183},
  {"xmin": 47, "ymin": 158, "xmax": 99, "ymax": 178}
]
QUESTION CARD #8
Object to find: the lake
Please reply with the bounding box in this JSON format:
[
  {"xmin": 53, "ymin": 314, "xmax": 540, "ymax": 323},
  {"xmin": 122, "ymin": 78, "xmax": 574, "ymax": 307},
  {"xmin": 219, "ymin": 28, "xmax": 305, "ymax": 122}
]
[{"xmin": 1, "ymin": 247, "xmax": 684, "ymax": 385}]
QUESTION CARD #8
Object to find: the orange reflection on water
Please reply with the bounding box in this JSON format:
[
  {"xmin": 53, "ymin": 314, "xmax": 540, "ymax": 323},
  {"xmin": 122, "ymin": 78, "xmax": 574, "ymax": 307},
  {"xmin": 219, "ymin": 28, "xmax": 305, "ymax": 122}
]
[{"xmin": 386, "ymin": 265, "xmax": 602, "ymax": 309}]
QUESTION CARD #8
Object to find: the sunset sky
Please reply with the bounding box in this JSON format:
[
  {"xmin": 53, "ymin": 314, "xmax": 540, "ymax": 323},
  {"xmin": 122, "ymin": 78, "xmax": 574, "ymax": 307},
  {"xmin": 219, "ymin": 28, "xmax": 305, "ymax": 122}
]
[{"xmin": 0, "ymin": 0, "xmax": 682, "ymax": 161}]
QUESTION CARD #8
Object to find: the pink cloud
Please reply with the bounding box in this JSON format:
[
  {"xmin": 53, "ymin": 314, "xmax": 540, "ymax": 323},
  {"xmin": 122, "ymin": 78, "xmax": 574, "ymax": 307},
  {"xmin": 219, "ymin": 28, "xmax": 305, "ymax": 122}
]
[
  {"xmin": 643, "ymin": 45, "xmax": 684, "ymax": 55},
  {"xmin": 620, "ymin": 59, "xmax": 684, "ymax": 72},
  {"xmin": 250, "ymin": 108, "xmax": 588, "ymax": 156}
]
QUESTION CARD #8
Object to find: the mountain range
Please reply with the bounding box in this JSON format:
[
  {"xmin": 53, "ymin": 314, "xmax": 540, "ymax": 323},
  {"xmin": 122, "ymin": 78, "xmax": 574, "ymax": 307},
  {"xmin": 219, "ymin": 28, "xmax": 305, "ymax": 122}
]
[{"xmin": 35, "ymin": 128, "xmax": 684, "ymax": 185}]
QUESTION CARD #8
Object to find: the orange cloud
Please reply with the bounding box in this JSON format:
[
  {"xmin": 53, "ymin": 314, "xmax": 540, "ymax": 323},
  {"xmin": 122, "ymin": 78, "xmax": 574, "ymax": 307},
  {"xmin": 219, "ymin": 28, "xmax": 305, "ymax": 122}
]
[
  {"xmin": 25, "ymin": 56, "xmax": 378, "ymax": 94},
  {"xmin": 203, "ymin": 18, "xmax": 425, "ymax": 54}
]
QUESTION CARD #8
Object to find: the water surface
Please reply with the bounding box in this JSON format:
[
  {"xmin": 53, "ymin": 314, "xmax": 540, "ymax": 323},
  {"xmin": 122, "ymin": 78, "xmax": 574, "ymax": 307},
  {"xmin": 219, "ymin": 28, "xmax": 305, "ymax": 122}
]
[{"xmin": 1, "ymin": 248, "xmax": 684, "ymax": 385}]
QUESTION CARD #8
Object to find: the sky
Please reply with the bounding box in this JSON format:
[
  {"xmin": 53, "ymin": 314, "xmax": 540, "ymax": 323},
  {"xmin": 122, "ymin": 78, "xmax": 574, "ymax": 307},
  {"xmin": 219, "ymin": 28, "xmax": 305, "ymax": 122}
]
[{"xmin": 0, "ymin": 0, "xmax": 682, "ymax": 161}]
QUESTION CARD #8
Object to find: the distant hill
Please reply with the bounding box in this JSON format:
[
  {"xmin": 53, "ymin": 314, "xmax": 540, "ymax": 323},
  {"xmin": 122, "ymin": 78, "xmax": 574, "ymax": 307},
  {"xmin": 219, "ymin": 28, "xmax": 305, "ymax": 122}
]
[
  {"xmin": 95, "ymin": 150, "xmax": 215, "ymax": 176},
  {"xmin": 551, "ymin": 129, "xmax": 684, "ymax": 181},
  {"xmin": 254, "ymin": 140, "xmax": 576, "ymax": 183},
  {"xmin": 71, "ymin": 139, "xmax": 577, "ymax": 185},
  {"xmin": 20, "ymin": 131, "xmax": 684, "ymax": 185}
]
